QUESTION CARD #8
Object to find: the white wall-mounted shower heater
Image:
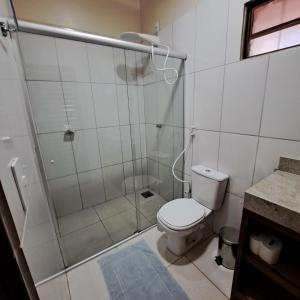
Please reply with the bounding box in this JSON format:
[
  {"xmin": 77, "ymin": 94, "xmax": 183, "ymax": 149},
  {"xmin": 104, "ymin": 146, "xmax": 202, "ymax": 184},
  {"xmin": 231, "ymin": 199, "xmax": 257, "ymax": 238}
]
[{"xmin": 120, "ymin": 32, "xmax": 179, "ymax": 84}]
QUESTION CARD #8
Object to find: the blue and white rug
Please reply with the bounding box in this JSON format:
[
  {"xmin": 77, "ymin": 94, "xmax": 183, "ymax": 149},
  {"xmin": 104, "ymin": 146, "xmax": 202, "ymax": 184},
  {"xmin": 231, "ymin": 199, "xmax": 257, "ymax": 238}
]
[{"xmin": 99, "ymin": 240, "xmax": 188, "ymax": 300}]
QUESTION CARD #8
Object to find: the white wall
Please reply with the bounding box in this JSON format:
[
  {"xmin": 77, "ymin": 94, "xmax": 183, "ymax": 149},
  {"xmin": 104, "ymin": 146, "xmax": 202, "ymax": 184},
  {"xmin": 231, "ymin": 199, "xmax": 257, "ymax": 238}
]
[
  {"xmin": 158, "ymin": 0, "xmax": 300, "ymax": 232},
  {"xmin": 13, "ymin": 0, "xmax": 141, "ymax": 38},
  {"xmin": 0, "ymin": 0, "xmax": 63, "ymax": 282}
]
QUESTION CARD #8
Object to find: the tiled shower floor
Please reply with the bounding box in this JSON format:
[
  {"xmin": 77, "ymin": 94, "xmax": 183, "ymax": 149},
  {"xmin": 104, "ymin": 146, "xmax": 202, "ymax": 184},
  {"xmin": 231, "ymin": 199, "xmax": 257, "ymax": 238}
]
[{"xmin": 58, "ymin": 189, "xmax": 167, "ymax": 265}]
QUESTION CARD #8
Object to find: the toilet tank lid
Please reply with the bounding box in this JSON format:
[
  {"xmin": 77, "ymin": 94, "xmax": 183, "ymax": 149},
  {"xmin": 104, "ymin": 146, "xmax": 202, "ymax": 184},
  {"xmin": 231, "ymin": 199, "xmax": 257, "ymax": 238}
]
[{"xmin": 191, "ymin": 165, "xmax": 228, "ymax": 182}]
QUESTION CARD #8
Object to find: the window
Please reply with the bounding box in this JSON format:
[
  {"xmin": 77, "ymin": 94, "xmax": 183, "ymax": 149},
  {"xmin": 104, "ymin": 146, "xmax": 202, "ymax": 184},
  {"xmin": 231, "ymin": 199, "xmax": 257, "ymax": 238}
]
[{"xmin": 242, "ymin": 0, "xmax": 300, "ymax": 58}]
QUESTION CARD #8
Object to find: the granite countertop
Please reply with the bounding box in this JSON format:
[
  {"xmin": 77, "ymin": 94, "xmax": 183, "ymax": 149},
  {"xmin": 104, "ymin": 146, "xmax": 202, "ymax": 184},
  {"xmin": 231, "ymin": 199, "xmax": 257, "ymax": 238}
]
[{"xmin": 244, "ymin": 161, "xmax": 300, "ymax": 234}]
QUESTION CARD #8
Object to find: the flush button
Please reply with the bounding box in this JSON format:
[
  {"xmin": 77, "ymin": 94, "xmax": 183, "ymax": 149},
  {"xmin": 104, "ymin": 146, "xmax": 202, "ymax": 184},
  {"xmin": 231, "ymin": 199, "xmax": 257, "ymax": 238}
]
[{"xmin": 205, "ymin": 169, "xmax": 211, "ymax": 172}]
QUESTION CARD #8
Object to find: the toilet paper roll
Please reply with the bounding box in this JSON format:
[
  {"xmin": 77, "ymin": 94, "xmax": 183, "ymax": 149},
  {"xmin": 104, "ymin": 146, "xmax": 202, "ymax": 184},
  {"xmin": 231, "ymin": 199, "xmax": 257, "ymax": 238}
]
[
  {"xmin": 249, "ymin": 233, "xmax": 265, "ymax": 255},
  {"xmin": 259, "ymin": 235, "xmax": 282, "ymax": 265}
]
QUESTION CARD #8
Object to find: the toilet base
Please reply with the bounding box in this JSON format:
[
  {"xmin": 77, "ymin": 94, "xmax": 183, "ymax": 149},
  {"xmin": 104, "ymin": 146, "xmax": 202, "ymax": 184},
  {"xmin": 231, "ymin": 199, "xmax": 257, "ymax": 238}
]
[{"xmin": 166, "ymin": 226, "xmax": 204, "ymax": 256}]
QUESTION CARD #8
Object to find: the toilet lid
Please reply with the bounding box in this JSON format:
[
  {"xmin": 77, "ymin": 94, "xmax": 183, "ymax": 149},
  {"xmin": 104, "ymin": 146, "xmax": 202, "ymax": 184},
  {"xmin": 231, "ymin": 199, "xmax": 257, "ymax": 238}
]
[{"xmin": 158, "ymin": 198, "xmax": 205, "ymax": 230}]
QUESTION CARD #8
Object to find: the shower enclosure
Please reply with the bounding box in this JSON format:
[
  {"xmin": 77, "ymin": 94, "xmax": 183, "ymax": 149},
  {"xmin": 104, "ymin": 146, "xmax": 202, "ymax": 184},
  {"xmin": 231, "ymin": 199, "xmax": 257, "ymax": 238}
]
[{"xmin": 18, "ymin": 22, "xmax": 185, "ymax": 267}]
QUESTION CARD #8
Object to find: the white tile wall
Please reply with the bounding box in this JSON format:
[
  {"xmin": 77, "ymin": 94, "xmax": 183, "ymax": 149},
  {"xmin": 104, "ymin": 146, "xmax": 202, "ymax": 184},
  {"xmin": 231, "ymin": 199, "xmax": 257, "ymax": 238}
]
[
  {"xmin": 92, "ymin": 83, "xmax": 119, "ymax": 127},
  {"xmin": 98, "ymin": 126, "xmax": 123, "ymax": 166},
  {"xmin": 102, "ymin": 164, "xmax": 125, "ymax": 200},
  {"xmin": 214, "ymin": 193, "xmax": 244, "ymax": 232},
  {"xmin": 221, "ymin": 55, "xmax": 269, "ymax": 135},
  {"xmin": 120, "ymin": 125, "xmax": 132, "ymax": 162},
  {"xmin": 113, "ymin": 48, "xmax": 126, "ymax": 84},
  {"xmin": 128, "ymin": 85, "xmax": 140, "ymax": 124},
  {"xmin": 38, "ymin": 132, "xmax": 76, "ymax": 179},
  {"xmin": 158, "ymin": 125, "xmax": 174, "ymax": 167},
  {"xmin": 56, "ymin": 39, "xmax": 90, "ymax": 82},
  {"xmin": 193, "ymin": 67, "xmax": 224, "ymax": 131},
  {"xmin": 87, "ymin": 44, "xmax": 115, "ymax": 83},
  {"xmin": 144, "ymin": 82, "xmax": 158, "ymax": 124},
  {"xmin": 254, "ymin": 138, "xmax": 300, "ymax": 183},
  {"xmin": 62, "ymin": 82, "xmax": 96, "ymax": 130},
  {"xmin": 19, "ymin": 33, "xmax": 60, "ymax": 81},
  {"xmin": 173, "ymin": 9, "xmax": 196, "ymax": 74},
  {"xmin": 260, "ymin": 47, "xmax": 300, "ymax": 141},
  {"xmin": 159, "ymin": 163, "xmax": 174, "ymax": 201},
  {"xmin": 218, "ymin": 133, "xmax": 258, "ymax": 197},
  {"xmin": 49, "ymin": 175, "xmax": 82, "ymax": 217},
  {"xmin": 28, "ymin": 81, "xmax": 67, "ymax": 133},
  {"xmin": 192, "ymin": 130, "xmax": 219, "ymax": 170},
  {"xmin": 78, "ymin": 169, "xmax": 106, "ymax": 208},
  {"xmin": 194, "ymin": 0, "xmax": 229, "ymax": 71},
  {"xmin": 116, "ymin": 85, "xmax": 130, "ymax": 125},
  {"xmin": 72, "ymin": 129, "xmax": 101, "ymax": 172},
  {"xmin": 184, "ymin": 73, "xmax": 194, "ymax": 129},
  {"xmin": 152, "ymin": 0, "xmax": 300, "ymax": 233},
  {"xmin": 158, "ymin": 23, "xmax": 173, "ymax": 48}
]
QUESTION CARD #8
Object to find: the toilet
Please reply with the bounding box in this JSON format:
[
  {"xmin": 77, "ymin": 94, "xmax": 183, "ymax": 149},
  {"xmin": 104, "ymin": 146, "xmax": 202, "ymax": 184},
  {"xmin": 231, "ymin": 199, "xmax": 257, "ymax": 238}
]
[{"xmin": 157, "ymin": 165, "xmax": 228, "ymax": 256}]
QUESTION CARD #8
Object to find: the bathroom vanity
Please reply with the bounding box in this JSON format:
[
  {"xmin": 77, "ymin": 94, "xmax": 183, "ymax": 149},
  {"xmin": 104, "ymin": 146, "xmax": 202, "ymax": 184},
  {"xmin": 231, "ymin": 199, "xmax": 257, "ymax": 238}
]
[{"xmin": 231, "ymin": 158, "xmax": 300, "ymax": 300}]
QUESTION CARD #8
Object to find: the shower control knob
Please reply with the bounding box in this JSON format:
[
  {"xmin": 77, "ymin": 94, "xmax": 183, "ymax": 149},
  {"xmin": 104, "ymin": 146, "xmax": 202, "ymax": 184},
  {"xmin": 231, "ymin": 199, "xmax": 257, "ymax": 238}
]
[{"xmin": 50, "ymin": 160, "xmax": 55, "ymax": 164}]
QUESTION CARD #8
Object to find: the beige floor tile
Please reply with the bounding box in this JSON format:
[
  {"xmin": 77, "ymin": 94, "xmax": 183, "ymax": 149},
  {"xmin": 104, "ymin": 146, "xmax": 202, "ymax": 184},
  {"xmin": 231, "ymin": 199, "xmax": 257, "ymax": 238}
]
[
  {"xmin": 58, "ymin": 208, "xmax": 100, "ymax": 236},
  {"xmin": 142, "ymin": 226, "xmax": 180, "ymax": 267},
  {"xmin": 140, "ymin": 195, "xmax": 167, "ymax": 224},
  {"xmin": 37, "ymin": 274, "xmax": 70, "ymax": 300},
  {"xmin": 126, "ymin": 189, "xmax": 167, "ymax": 224},
  {"xmin": 125, "ymin": 189, "xmax": 164, "ymax": 206},
  {"xmin": 67, "ymin": 249, "xmax": 118, "ymax": 300},
  {"xmin": 62, "ymin": 222, "xmax": 112, "ymax": 265},
  {"xmin": 94, "ymin": 196, "xmax": 134, "ymax": 220},
  {"xmin": 168, "ymin": 257, "xmax": 228, "ymax": 300},
  {"xmin": 186, "ymin": 235, "xmax": 234, "ymax": 298},
  {"xmin": 102, "ymin": 208, "xmax": 150, "ymax": 243}
]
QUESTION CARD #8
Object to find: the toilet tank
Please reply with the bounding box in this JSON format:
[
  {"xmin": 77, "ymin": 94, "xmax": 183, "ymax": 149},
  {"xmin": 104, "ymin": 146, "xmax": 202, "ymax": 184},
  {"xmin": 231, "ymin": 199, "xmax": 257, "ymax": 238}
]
[{"xmin": 191, "ymin": 165, "xmax": 228, "ymax": 210}]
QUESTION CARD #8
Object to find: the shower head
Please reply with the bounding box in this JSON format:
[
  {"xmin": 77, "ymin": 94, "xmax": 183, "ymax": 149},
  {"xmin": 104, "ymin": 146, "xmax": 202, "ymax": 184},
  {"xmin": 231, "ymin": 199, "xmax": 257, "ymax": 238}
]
[{"xmin": 120, "ymin": 32, "xmax": 161, "ymax": 46}]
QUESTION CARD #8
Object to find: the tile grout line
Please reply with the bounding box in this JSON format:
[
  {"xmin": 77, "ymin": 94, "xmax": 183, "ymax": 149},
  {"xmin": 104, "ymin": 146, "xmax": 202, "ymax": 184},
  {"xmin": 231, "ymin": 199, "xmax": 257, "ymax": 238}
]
[
  {"xmin": 86, "ymin": 46, "xmax": 111, "ymax": 204},
  {"xmin": 65, "ymin": 271, "xmax": 73, "ymax": 300},
  {"xmin": 217, "ymin": 0, "xmax": 230, "ymax": 172},
  {"xmin": 251, "ymin": 55, "xmax": 271, "ymax": 185}
]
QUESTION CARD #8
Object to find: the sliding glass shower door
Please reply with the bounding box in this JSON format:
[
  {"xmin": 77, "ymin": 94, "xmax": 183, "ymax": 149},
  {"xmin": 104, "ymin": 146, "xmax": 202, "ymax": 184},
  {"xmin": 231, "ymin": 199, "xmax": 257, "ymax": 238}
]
[{"xmin": 19, "ymin": 29, "xmax": 184, "ymax": 267}]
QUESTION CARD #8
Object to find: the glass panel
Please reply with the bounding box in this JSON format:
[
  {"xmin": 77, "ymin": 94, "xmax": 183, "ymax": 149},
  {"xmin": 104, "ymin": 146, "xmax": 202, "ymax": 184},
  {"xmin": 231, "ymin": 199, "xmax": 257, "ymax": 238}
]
[
  {"xmin": 249, "ymin": 24, "xmax": 300, "ymax": 56},
  {"xmin": 279, "ymin": 23, "xmax": 300, "ymax": 48},
  {"xmin": 137, "ymin": 52, "xmax": 184, "ymax": 228},
  {"xmin": 19, "ymin": 28, "xmax": 184, "ymax": 267},
  {"xmin": 252, "ymin": 0, "xmax": 300, "ymax": 34},
  {"xmin": 0, "ymin": 0, "xmax": 65, "ymax": 282},
  {"xmin": 249, "ymin": 31, "xmax": 280, "ymax": 56}
]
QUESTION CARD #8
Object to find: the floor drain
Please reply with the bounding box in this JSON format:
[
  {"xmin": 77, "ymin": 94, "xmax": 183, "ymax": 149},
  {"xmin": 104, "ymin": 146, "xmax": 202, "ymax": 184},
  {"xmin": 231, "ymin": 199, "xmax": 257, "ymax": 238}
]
[{"xmin": 141, "ymin": 191, "xmax": 154, "ymax": 198}]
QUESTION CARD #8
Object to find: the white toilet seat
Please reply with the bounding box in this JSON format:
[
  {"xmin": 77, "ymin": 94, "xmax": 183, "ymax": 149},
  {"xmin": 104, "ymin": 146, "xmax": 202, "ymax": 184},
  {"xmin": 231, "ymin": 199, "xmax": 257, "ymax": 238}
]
[{"xmin": 157, "ymin": 198, "xmax": 208, "ymax": 231}]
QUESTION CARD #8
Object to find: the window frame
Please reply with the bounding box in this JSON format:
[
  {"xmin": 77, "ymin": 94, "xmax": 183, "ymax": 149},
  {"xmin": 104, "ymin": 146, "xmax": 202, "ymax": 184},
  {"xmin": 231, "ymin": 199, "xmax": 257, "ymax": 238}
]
[{"xmin": 242, "ymin": 0, "xmax": 300, "ymax": 59}]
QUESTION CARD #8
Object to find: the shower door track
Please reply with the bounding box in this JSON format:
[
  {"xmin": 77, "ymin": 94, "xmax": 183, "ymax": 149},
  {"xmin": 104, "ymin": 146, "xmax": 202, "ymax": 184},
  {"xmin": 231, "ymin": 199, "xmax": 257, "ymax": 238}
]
[
  {"xmin": 17, "ymin": 20, "xmax": 187, "ymax": 60},
  {"xmin": 35, "ymin": 224, "xmax": 157, "ymax": 287}
]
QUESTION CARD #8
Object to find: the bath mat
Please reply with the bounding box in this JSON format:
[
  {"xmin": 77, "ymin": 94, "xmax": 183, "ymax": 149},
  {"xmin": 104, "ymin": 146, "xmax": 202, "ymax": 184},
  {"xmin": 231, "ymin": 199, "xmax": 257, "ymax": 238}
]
[{"xmin": 99, "ymin": 240, "xmax": 188, "ymax": 300}]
